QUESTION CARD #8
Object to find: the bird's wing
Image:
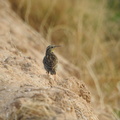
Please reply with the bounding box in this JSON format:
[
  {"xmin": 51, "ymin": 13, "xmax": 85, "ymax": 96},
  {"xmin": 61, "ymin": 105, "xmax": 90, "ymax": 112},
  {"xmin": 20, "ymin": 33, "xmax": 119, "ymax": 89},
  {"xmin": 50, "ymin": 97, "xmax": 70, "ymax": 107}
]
[{"xmin": 43, "ymin": 55, "xmax": 58, "ymax": 68}]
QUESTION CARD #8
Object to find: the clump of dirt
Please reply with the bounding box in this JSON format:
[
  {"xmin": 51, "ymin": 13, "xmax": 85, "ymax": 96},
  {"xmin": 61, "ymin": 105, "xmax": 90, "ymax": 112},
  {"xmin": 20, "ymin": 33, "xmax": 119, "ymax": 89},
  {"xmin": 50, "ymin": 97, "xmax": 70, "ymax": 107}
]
[
  {"xmin": 0, "ymin": 0, "xmax": 98, "ymax": 120},
  {"xmin": 9, "ymin": 87, "xmax": 91, "ymax": 120}
]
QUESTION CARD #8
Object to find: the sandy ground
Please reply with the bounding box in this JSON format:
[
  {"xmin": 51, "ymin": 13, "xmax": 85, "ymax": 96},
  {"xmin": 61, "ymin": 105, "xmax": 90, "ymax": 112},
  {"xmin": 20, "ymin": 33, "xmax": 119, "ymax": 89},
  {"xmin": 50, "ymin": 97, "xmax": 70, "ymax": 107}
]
[{"xmin": 0, "ymin": 0, "xmax": 98, "ymax": 120}]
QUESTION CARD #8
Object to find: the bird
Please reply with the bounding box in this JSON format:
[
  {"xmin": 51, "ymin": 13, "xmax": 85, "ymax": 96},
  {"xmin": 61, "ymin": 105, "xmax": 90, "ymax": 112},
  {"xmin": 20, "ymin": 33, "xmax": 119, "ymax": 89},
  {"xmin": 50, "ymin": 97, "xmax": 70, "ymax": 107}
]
[{"xmin": 43, "ymin": 45, "xmax": 60, "ymax": 80}]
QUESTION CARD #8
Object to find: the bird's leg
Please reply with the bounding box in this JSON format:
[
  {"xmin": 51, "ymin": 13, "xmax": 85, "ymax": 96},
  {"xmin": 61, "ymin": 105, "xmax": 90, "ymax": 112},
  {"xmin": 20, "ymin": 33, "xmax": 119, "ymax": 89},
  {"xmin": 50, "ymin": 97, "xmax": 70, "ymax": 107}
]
[
  {"xmin": 47, "ymin": 71, "xmax": 53, "ymax": 80},
  {"xmin": 46, "ymin": 71, "xmax": 49, "ymax": 75},
  {"xmin": 54, "ymin": 74, "xmax": 57, "ymax": 81},
  {"xmin": 46, "ymin": 71, "xmax": 50, "ymax": 79}
]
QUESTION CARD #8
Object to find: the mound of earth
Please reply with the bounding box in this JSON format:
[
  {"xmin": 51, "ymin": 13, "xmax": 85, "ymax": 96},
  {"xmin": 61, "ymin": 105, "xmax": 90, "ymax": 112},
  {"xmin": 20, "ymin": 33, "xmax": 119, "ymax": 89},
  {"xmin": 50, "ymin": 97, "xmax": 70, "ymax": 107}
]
[{"xmin": 0, "ymin": 0, "xmax": 98, "ymax": 120}]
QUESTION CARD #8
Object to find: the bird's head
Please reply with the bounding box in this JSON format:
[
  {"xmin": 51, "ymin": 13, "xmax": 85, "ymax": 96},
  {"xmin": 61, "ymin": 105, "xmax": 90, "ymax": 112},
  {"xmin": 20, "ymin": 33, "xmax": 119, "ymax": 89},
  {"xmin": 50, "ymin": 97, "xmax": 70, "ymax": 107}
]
[{"xmin": 46, "ymin": 45, "xmax": 61, "ymax": 54}]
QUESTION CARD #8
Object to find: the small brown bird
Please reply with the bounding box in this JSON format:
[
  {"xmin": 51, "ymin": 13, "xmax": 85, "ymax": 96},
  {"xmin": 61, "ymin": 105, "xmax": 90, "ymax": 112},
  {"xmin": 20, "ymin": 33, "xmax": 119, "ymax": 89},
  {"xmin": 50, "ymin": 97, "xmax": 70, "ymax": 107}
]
[{"xmin": 43, "ymin": 45, "xmax": 60, "ymax": 80}]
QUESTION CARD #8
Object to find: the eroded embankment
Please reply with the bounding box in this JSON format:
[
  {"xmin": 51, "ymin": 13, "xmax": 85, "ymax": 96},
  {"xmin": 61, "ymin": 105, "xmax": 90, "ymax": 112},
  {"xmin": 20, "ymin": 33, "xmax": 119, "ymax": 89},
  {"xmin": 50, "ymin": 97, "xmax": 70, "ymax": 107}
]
[{"xmin": 0, "ymin": 0, "xmax": 98, "ymax": 120}]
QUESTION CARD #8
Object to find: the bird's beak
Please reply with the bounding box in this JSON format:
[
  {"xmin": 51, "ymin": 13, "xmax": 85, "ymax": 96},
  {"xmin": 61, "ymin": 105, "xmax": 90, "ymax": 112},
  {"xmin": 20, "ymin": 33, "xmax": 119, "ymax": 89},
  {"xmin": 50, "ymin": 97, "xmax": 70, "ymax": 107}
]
[{"xmin": 54, "ymin": 45, "xmax": 61, "ymax": 48}]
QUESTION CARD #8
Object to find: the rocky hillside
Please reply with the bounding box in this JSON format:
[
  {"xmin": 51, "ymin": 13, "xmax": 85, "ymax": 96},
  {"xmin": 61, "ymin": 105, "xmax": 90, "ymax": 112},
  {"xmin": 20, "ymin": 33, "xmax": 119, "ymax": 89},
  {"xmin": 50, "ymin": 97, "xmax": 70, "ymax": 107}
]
[{"xmin": 0, "ymin": 0, "xmax": 98, "ymax": 120}]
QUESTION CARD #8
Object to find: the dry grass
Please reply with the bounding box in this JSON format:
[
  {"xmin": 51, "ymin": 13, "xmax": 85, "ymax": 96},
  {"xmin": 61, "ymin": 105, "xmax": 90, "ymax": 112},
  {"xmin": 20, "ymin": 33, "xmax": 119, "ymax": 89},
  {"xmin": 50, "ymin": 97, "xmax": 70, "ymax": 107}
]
[{"xmin": 9, "ymin": 0, "xmax": 120, "ymax": 119}]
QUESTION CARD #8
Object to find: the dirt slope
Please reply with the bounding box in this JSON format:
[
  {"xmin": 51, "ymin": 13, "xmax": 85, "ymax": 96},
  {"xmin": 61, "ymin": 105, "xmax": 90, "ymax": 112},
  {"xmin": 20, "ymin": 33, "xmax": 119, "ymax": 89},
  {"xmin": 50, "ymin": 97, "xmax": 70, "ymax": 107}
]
[{"xmin": 0, "ymin": 0, "xmax": 98, "ymax": 120}]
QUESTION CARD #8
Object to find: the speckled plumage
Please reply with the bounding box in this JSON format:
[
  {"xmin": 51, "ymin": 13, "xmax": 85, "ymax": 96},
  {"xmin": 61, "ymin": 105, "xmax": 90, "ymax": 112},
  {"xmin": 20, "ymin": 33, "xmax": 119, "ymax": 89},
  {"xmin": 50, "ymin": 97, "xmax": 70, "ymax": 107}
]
[{"xmin": 43, "ymin": 45, "xmax": 60, "ymax": 75}]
